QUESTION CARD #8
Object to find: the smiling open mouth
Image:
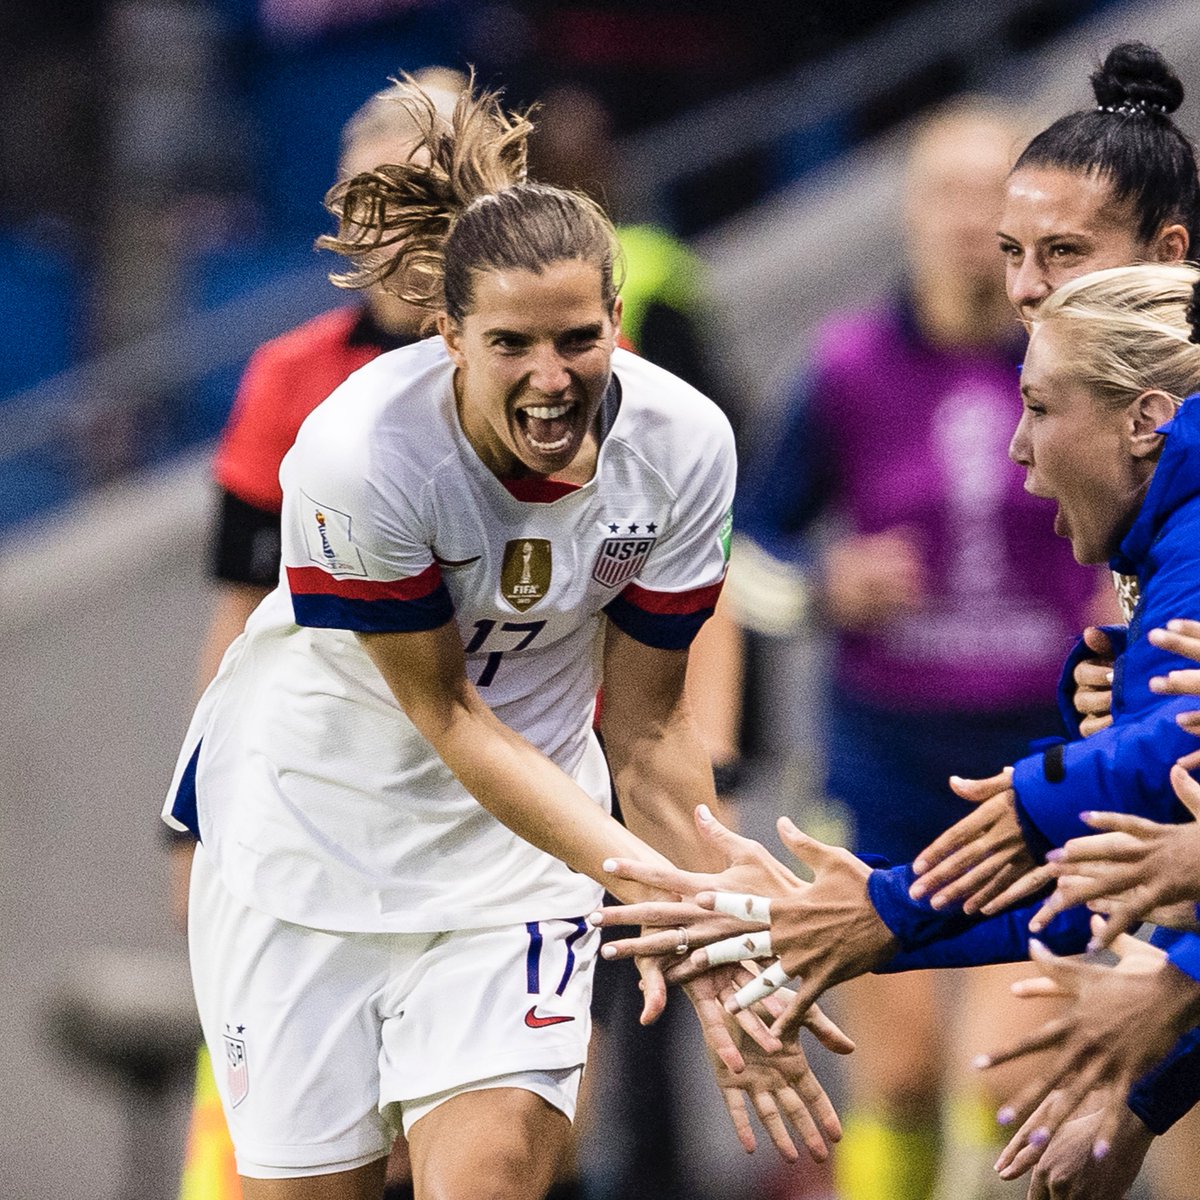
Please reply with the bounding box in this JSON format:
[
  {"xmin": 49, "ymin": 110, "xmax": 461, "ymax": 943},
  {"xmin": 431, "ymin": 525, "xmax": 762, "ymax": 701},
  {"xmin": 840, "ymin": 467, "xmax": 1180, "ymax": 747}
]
[{"xmin": 516, "ymin": 401, "xmax": 577, "ymax": 454}]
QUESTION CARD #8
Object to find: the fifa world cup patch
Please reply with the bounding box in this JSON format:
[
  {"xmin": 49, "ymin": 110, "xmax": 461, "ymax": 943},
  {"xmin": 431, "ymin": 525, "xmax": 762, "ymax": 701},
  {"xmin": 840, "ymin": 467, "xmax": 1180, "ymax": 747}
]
[
  {"xmin": 301, "ymin": 492, "xmax": 367, "ymax": 577},
  {"xmin": 593, "ymin": 519, "xmax": 658, "ymax": 588},
  {"xmin": 501, "ymin": 538, "xmax": 552, "ymax": 611},
  {"xmin": 224, "ymin": 1031, "xmax": 249, "ymax": 1107}
]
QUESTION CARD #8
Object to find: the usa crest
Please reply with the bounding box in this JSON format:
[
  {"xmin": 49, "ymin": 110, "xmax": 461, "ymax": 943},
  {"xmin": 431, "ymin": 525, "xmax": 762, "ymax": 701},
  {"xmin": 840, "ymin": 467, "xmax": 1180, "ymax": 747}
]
[
  {"xmin": 224, "ymin": 1033, "xmax": 249, "ymax": 1108},
  {"xmin": 501, "ymin": 538, "xmax": 552, "ymax": 611},
  {"xmin": 593, "ymin": 535, "xmax": 657, "ymax": 588}
]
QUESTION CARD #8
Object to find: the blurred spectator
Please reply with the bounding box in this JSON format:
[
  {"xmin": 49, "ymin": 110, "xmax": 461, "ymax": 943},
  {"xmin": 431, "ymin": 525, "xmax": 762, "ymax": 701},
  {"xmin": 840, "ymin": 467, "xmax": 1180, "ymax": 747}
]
[{"xmin": 727, "ymin": 102, "xmax": 1109, "ymax": 1200}]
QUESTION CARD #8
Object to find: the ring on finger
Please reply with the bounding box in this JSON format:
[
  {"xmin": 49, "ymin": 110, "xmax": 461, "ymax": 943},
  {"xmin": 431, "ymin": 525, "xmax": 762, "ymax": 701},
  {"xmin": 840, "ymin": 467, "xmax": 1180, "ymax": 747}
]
[{"xmin": 674, "ymin": 927, "xmax": 690, "ymax": 955}]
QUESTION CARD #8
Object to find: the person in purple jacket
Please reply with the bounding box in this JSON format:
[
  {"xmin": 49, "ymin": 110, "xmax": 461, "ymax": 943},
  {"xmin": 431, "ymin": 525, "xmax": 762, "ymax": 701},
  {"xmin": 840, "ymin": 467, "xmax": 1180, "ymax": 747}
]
[{"xmin": 727, "ymin": 102, "xmax": 1108, "ymax": 1199}]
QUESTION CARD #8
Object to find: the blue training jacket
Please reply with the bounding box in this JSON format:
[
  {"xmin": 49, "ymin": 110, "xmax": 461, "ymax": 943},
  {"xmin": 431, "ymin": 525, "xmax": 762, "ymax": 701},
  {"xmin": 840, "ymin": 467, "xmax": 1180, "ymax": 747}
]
[{"xmin": 865, "ymin": 394, "xmax": 1200, "ymax": 1131}]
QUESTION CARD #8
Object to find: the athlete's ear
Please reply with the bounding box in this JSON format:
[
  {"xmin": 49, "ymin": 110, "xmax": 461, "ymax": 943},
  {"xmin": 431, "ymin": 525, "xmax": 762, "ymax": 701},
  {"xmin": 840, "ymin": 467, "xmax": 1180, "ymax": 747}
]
[
  {"xmin": 609, "ymin": 295, "xmax": 623, "ymax": 346},
  {"xmin": 438, "ymin": 312, "xmax": 466, "ymax": 368},
  {"xmin": 1152, "ymin": 221, "xmax": 1189, "ymax": 264},
  {"xmin": 1128, "ymin": 388, "xmax": 1176, "ymax": 458}
]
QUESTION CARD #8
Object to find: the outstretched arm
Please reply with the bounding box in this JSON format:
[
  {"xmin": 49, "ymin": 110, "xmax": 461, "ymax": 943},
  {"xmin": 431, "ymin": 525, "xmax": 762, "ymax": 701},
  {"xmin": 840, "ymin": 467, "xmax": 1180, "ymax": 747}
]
[{"xmin": 360, "ymin": 623, "xmax": 677, "ymax": 900}]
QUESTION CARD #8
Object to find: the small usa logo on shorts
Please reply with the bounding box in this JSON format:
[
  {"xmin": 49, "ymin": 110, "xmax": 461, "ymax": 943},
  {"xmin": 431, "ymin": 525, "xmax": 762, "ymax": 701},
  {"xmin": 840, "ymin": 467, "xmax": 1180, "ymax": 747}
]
[{"xmin": 224, "ymin": 1033, "xmax": 249, "ymax": 1108}]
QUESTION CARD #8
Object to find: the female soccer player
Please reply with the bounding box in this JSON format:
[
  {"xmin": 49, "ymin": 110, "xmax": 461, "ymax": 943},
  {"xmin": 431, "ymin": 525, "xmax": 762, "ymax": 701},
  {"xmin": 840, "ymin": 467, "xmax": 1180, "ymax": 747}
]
[{"xmin": 162, "ymin": 80, "xmax": 838, "ymax": 1200}]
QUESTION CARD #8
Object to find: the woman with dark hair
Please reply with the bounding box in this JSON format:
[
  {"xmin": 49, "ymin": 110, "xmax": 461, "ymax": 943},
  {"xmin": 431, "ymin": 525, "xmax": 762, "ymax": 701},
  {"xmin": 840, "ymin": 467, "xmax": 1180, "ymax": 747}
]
[
  {"xmin": 1002, "ymin": 42, "xmax": 1197, "ymax": 331},
  {"xmin": 161, "ymin": 79, "xmax": 841, "ymax": 1200}
]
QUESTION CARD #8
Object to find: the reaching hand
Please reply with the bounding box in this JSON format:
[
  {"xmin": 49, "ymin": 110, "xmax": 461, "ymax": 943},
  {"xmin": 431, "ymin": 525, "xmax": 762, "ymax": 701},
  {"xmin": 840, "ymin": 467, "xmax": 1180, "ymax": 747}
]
[
  {"xmin": 1028, "ymin": 763, "xmax": 1200, "ymax": 947},
  {"xmin": 1074, "ymin": 626, "xmax": 1116, "ymax": 737},
  {"xmin": 599, "ymin": 803, "xmax": 805, "ymax": 923},
  {"xmin": 703, "ymin": 1006, "xmax": 845, "ymax": 1164},
  {"xmin": 976, "ymin": 921, "xmax": 1200, "ymax": 1160},
  {"xmin": 1148, "ymin": 618, "xmax": 1200, "ymax": 768},
  {"xmin": 820, "ymin": 528, "xmax": 924, "ymax": 632},
  {"xmin": 719, "ymin": 817, "xmax": 898, "ymax": 1040},
  {"xmin": 991, "ymin": 1090, "xmax": 1153, "ymax": 1198},
  {"xmin": 908, "ymin": 769, "xmax": 1037, "ymax": 914}
]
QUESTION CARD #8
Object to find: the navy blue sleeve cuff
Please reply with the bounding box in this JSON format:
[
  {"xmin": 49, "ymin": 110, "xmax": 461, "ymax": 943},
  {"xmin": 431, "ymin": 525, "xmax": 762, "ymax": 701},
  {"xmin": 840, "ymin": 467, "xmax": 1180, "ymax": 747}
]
[
  {"xmin": 1128, "ymin": 1026, "xmax": 1200, "ymax": 1135},
  {"xmin": 866, "ymin": 864, "xmax": 977, "ymax": 951}
]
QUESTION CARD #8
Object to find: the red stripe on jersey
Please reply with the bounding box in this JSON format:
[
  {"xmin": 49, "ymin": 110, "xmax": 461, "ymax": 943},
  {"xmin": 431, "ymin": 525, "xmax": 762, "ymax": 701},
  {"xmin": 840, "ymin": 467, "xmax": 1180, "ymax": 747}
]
[
  {"xmin": 620, "ymin": 576, "xmax": 725, "ymax": 615},
  {"xmin": 500, "ymin": 477, "xmax": 582, "ymax": 502},
  {"xmin": 286, "ymin": 563, "xmax": 443, "ymax": 601}
]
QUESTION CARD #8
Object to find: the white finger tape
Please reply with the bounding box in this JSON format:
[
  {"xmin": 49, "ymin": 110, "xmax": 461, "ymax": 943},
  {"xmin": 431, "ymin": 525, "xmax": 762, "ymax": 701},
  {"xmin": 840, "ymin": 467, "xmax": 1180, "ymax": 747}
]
[
  {"xmin": 704, "ymin": 930, "xmax": 774, "ymax": 966},
  {"xmin": 711, "ymin": 892, "xmax": 772, "ymax": 924},
  {"xmin": 731, "ymin": 960, "xmax": 791, "ymax": 1010}
]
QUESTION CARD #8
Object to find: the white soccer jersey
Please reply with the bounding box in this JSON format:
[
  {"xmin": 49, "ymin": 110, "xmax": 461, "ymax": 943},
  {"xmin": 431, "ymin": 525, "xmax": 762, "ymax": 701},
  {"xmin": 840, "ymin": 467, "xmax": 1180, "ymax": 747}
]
[{"xmin": 165, "ymin": 339, "xmax": 735, "ymax": 933}]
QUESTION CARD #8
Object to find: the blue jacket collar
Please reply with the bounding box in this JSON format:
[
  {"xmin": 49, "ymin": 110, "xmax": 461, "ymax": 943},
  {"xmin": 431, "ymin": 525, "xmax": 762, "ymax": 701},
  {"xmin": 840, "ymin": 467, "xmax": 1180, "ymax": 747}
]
[{"xmin": 1113, "ymin": 392, "xmax": 1200, "ymax": 573}]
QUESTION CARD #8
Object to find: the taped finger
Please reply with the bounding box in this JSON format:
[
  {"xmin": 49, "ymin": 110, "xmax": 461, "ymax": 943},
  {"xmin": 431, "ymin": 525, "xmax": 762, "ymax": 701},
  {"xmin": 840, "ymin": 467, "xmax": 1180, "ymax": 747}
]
[
  {"xmin": 712, "ymin": 892, "xmax": 773, "ymax": 924},
  {"xmin": 730, "ymin": 960, "xmax": 792, "ymax": 1010},
  {"xmin": 704, "ymin": 929, "xmax": 774, "ymax": 966}
]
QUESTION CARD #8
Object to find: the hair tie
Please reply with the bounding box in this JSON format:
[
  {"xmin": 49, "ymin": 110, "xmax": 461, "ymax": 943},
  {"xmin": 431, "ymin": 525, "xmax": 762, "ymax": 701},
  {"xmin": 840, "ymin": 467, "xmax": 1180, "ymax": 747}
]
[{"xmin": 1096, "ymin": 99, "xmax": 1169, "ymax": 117}]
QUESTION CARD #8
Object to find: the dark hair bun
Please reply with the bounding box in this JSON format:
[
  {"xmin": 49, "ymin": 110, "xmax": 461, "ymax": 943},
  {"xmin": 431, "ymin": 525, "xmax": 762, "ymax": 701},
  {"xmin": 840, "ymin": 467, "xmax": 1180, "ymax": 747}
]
[{"xmin": 1091, "ymin": 42, "xmax": 1184, "ymax": 115}]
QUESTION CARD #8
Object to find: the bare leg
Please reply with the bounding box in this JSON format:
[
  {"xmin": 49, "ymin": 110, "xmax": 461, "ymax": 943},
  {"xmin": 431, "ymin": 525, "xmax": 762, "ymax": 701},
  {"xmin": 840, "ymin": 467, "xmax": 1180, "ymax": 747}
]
[
  {"xmin": 842, "ymin": 969, "xmax": 946, "ymax": 1124},
  {"xmin": 408, "ymin": 1087, "xmax": 571, "ymax": 1200},
  {"xmin": 835, "ymin": 969, "xmax": 946, "ymax": 1200},
  {"xmin": 956, "ymin": 962, "xmax": 1064, "ymax": 1109},
  {"xmin": 1146, "ymin": 1104, "xmax": 1200, "ymax": 1200},
  {"xmin": 240, "ymin": 1156, "xmax": 388, "ymax": 1200},
  {"xmin": 937, "ymin": 962, "xmax": 1066, "ymax": 1199}
]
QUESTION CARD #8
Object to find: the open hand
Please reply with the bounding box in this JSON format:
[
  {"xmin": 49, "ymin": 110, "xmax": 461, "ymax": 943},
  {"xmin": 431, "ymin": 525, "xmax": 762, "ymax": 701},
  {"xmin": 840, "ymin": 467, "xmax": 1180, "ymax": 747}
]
[
  {"xmin": 976, "ymin": 921, "xmax": 1200, "ymax": 1160},
  {"xmin": 704, "ymin": 1007, "xmax": 845, "ymax": 1164},
  {"xmin": 719, "ymin": 817, "xmax": 898, "ymax": 1040},
  {"xmin": 991, "ymin": 1089, "xmax": 1153, "ymax": 1197},
  {"xmin": 1028, "ymin": 763, "xmax": 1200, "ymax": 946},
  {"xmin": 909, "ymin": 768, "xmax": 1037, "ymax": 914}
]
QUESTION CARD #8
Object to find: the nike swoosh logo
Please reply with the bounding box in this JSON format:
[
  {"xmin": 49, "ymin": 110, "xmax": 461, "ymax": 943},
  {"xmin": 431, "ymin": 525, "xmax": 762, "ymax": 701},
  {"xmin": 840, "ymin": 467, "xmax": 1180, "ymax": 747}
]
[
  {"xmin": 433, "ymin": 553, "xmax": 481, "ymax": 568},
  {"xmin": 524, "ymin": 1005, "xmax": 575, "ymax": 1029}
]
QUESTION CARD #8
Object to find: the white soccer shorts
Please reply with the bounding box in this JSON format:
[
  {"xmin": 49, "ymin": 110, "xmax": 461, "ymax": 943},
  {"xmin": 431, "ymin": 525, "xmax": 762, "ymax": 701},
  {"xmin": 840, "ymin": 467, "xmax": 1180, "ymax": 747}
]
[{"xmin": 188, "ymin": 843, "xmax": 597, "ymax": 1178}]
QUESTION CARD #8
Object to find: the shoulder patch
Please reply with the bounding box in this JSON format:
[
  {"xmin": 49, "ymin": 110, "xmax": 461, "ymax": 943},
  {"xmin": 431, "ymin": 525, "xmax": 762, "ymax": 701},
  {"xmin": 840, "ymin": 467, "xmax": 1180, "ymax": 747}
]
[{"xmin": 301, "ymin": 492, "xmax": 368, "ymax": 577}]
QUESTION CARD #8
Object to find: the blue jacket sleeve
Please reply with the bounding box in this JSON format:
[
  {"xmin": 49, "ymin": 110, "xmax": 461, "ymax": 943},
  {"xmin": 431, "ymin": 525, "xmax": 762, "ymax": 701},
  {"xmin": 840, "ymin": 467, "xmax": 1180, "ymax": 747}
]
[
  {"xmin": 1127, "ymin": 1026, "xmax": 1200, "ymax": 1134},
  {"xmin": 866, "ymin": 864, "xmax": 1091, "ymax": 970},
  {"xmin": 1163, "ymin": 932, "xmax": 1200, "ymax": 984},
  {"xmin": 1012, "ymin": 702, "xmax": 1197, "ymax": 852},
  {"xmin": 1014, "ymin": 485, "xmax": 1200, "ymax": 851}
]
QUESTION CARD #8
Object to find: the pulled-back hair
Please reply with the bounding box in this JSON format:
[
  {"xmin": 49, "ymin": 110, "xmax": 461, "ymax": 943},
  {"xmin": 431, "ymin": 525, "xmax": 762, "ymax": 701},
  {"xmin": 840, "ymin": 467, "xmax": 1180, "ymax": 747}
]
[
  {"xmin": 1032, "ymin": 262, "xmax": 1200, "ymax": 411},
  {"xmin": 1013, "ymin": 43, "xmax": 1200, "ymax": 253},
  {"xmin": 318, "ymin": 75, "xmax": 620, "ymax": 320}
]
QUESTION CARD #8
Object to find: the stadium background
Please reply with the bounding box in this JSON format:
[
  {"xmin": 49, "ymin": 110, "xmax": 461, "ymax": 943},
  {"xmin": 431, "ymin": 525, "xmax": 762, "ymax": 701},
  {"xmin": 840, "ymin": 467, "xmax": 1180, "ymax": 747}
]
[{"xmin": 3, "ymin": 0, "xmax": 1200, "ymax": 1196}]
